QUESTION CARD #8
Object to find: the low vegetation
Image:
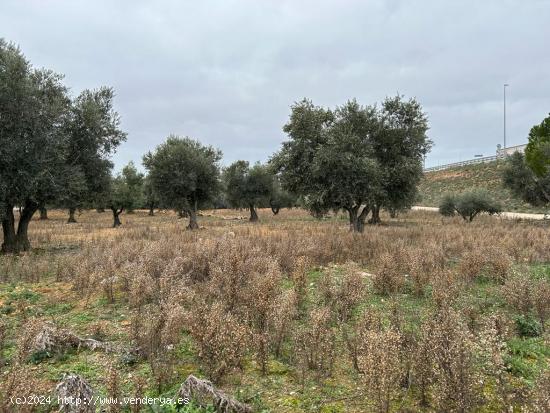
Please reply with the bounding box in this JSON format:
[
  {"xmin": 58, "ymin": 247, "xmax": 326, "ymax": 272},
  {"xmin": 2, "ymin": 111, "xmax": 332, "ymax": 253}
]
[
  {"xmin": 439, "ymin": 190, "xmax": 502, "ymax": 221},
  {"xmin": 419, "ymin": 161, "xmax": 548, "ymax": 214},
  {"xmin": 0, "ymin": 208, "xmax": 549, "ymax": 412}
]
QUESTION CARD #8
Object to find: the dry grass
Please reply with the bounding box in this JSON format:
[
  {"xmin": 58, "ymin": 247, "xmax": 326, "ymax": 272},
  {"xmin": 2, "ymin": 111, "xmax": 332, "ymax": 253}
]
[{"xmin": 0, "ymin": 208, "xmax": 549, "ymax": 412}]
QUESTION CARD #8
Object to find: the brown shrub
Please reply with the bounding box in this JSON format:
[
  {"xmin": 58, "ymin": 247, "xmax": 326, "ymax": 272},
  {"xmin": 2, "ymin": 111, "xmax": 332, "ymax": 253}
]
[
  {"xmin": 530, "ymin": 368, "xmax": 550, "ymax": 413},
  {"xmin": 318, "ymin": 262, "xmax": 366, "ymax": 322},
  {"xmin": 459, "ymin": 247, "xmax": 512, "ymax": 283},
  {"xmin": 372, "ymin": 252, "xmax": 405, "ymax": 295},
  {"xmin": 0, "ymin": 363, "xmax": 41, "ymax": 413},
  {"xmin": 502, "ymin": 271, "xmax": 550, "ymax": 331},
  {"xmin": 344, "ymin": 307, "xmax": 383, "ymax": 372},
  {"xmin": 358, "ymin": 329, "xmax": 404, "ymax": 413},
  {"xmin": 269, "ymin": 289, "xmax": 298, "ymax": 358},
  {"xmin": 106, "ymin": 363, "xmax": 121, "ymax": 413},
  {"xmin": 294, "ymin": 307, "xmax": 336, "ymax": 380},
  {"xmin": 431, "ymin": 269, "xmax": 466, "ymax": 308},
  {"xmin": 404, "ymin": 246, "xmax": 444, "ymax": 296},
  {"xmin": 290, "ymin": 256, "xmax": 311, "ymax": 315},
  {"xmin": 185, "ymin": 303, "xmax": 250, "ymax": 383},
  {"xmin": 416, "ymin": 306, "xmax": 480, "ymax": 412}
]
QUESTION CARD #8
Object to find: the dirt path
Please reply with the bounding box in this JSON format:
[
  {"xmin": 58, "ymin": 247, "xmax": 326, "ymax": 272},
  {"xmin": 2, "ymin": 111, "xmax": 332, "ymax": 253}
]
[{"xmin": 412, "ymin": 206, "xmax": 547, "ymax": 220}]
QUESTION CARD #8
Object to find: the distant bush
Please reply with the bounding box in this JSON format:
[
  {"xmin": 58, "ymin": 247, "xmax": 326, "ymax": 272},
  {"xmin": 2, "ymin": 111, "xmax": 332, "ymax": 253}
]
[{"xmin": 439, "ymin": 190, "xmax": 502, "ymax": 222}]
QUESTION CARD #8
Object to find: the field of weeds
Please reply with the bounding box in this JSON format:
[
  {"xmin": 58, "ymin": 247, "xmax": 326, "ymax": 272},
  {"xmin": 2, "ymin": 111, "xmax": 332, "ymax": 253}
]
[{"xmin": 0, "ymin": 208, "xmax": 549, "ymax": 412}]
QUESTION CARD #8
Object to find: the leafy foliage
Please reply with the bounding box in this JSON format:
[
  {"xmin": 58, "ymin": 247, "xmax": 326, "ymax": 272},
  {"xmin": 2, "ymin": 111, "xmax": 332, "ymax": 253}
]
[
  {"xmin": 272, "ymin": 96, "xmax": 430, "ymax": 231},
  {"xmin": 107, "ymin": 162, "xmax": 144, "ymax": 227},
  {"xmin": 525, "ymin": 113, "xmax": 550, "ymax": 177},
  {"xmin": 503, "ymin": 152, "xmax": 550, "ymax": 207},
  {"xmin": 143, "ymin": 135, "xmax": 222, "ymax": 229},
  {"xmin": 61, "ymin": 87, "xmax": 127, "ymax": 214},
  {"xmin": 439, "ymin": 190, "xmax": 502, "ymax": 221},
  {"xmin": 0, "ymin": 40, "xmax": 68, "ymax": 252},
  {"xmin": 223, "ymin": 161, "xmax": 273, "ymax": 221}
]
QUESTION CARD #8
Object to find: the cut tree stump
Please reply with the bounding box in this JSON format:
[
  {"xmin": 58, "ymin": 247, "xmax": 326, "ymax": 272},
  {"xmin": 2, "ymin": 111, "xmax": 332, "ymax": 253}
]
[
  {"xmin": 176, "ymin": 375, "xmax": 253, "ymax": 413},
  {"xmin": 55, "ymin": 374, "xmax": 95, "ymax": 413},
  {"xmin": 26, "ymin": 321, "xmax": 135, "ymax": 358}
]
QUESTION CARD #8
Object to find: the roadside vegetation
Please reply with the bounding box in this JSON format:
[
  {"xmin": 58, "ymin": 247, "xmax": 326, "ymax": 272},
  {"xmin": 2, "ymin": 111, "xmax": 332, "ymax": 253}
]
[{"xmin": 419, "ymin": 161, "xmax": 548, "ymax": 214}]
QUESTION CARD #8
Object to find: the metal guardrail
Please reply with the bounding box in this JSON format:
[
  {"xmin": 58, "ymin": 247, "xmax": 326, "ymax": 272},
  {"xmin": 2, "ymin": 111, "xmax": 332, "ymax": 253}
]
[{"xmin": 423, "ymin": 155, "xmax": 501, "ymax": 172}]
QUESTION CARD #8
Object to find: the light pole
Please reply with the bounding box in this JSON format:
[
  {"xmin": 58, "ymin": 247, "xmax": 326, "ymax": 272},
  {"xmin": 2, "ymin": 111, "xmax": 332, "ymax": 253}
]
[{"xmin": 504, "ymin": 83, "xmax": 509, "ymax": 150}]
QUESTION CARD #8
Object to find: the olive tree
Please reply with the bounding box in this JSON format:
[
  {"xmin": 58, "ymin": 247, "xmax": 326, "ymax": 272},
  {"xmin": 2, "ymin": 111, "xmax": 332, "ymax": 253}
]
[
  {"xmin": 503, "ymin": 114, "xmax": 550, "ymax": 207},
  {"xmin": 223, "ymin": 161, "xmax": 273, "ymax": 221},
  {"xmin": 369, "ymin": 96, "xmax": 430, "ymax": 223},
  {"xmin": 62, "ymin": 88, "xmax": 126, "ymax": 222},
  {"xmin": 273, "ymin": 97, "xmax": 429, "ymax": 232},
  {"xmin": 439, "ymin": 190, "xmax": 502, "ymax": 222},
  {"xmin": 143, "ymin": 136, "xmax": 222, "ymax": 229},
  {"xmin": 120, "ymin": 161, "xmax": 143, "ymax": 213},
  {"xmin": 269, "ymin": 177, "xmax": 296, "ymax": 215},
  {"xmin": 273, "ymin": 99, "xmax": 377, "ymax": 232},
  {"xmin": 0, "ymin": 40, "xmax": 69, "ymax": 253},
  {"xmin": 143, "ymin": 174, "xmax": 159, "ymax": 216},
  {"xmin": 107, "ymin": 164, "xmax": 143, "ymax": 227}
]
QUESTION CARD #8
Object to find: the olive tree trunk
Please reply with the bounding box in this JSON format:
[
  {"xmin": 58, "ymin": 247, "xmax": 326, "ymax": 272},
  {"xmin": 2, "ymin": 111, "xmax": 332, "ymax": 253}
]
[
  {"xmin": 270, "ymin": 200, "xmax": 280, "ymax": 215},
  {"xmin": 1, "ymin": 201, "xmax": 38, "ymax": 253},
  {"xmin": 249, "ymin": 204, "xmax": 259, "ymax": 222},
  {"xmin": 39, "ymin": 206, "xmax": 48, "ymax": 220},
  {"xmin": 368, "ymin": 205, "xmax": 381, "ymax": 225},
  {"xmin": 148, "ymin": 204, "xmax": 155, "ymax": 216},
  {"xmin": 187, "ymin": 209, "xmax": 199, "ymax": 230},
  {"xmin": 67, "ymin": 207, "xmax": 77, "ymax": 223},
  {"xmin": 346, "ymin": 205, "xmax": 370, "ymax": 233},
  {"xmin": 111, "ymin": 207, "xmax": 123, "ymax": 228}
]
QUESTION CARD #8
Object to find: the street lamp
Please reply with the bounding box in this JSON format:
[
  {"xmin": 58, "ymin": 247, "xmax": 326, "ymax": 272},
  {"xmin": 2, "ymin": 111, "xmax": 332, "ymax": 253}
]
[{"xmin": 504, "ymin": 83, "xmax": 509, "ymax": 150}]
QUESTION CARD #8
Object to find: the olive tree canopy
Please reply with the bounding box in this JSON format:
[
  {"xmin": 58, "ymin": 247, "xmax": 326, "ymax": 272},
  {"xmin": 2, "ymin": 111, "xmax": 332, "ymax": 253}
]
[
  {"xmin": 0, "ymin": 40, "xmax": 69, "ymax": 252},
  {"xmin": 223, "ymin": 161, "xmax": 273, "ymax": 221},
  {"xmin": 62, "ymin": 87, "xmax": 127, "ymax": 223},
  {"xmin": 503, "ymin": 114, "xmax": 550, "ymax": 208},
  {"xmin": 439, "ymin": 190, "xmax": 502, "ymax": 222},
  {"xmin": 272, "ymin": 96, "xmax": 430, "ymax": 232},
  {"xmin": 143, "ymin": 135, "xmax": 222, "ymax": 229},
  {"xmin": 107, "ymin": 162, "xmax": 143, "ymax": 228}
]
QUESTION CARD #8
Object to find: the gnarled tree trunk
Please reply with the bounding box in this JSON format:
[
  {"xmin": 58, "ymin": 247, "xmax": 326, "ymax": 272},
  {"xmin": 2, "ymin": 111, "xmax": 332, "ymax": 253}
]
[
  {"xmin": 67, "ymin": 207, "xmax": 77, "ymax": 223},
  {"xmin": 1, "ymin": 200, "xmax": 38, "ymax": 253},
  {"xmin": 249, "ymin": 204, "xmax": 259, "ymax": 222},
  {"xmin": 148, "ymin": 203, "xmax": 155, "ymax": 216},
  {"xmin": 111, "ymin": 207, "xmax": 123, "ymax": 228},
  {"xmin": 187, "ymin": 209, "xmax": 199, "ymax": 229},
  {"xmin": 346, "ymin": 205, "xmax": 370, "ymax": 233},
  {"xmin": 39, "ymin": 206, "xmax": 48, "ymax": 220},
  {"xmin": 368, "ymin": 204, "xmax": 381, "ymax": 225},
  {"xmin": 270, "ymin": 200, "xmax": 280, "ymax": 215}
]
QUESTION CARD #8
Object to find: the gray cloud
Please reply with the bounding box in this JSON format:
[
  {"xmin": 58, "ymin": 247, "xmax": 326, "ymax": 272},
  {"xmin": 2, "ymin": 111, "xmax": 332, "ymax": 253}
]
[{"xmin": 1, "ymin": 0, "xmax": 549, "ymax": 168}]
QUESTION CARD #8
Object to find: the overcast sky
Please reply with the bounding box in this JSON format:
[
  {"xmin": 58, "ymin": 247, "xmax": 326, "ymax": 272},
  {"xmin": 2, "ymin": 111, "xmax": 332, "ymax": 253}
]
[{"xmin": 2, "ymin": 0, "xmax": 549, "ymax": 169}]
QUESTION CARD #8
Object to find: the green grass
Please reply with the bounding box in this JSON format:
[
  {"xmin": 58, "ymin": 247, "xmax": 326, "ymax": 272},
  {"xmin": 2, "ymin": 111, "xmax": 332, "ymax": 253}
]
[{"xmin": 419, "ymin": 160, "xmax": 548, "ymax": 213}]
